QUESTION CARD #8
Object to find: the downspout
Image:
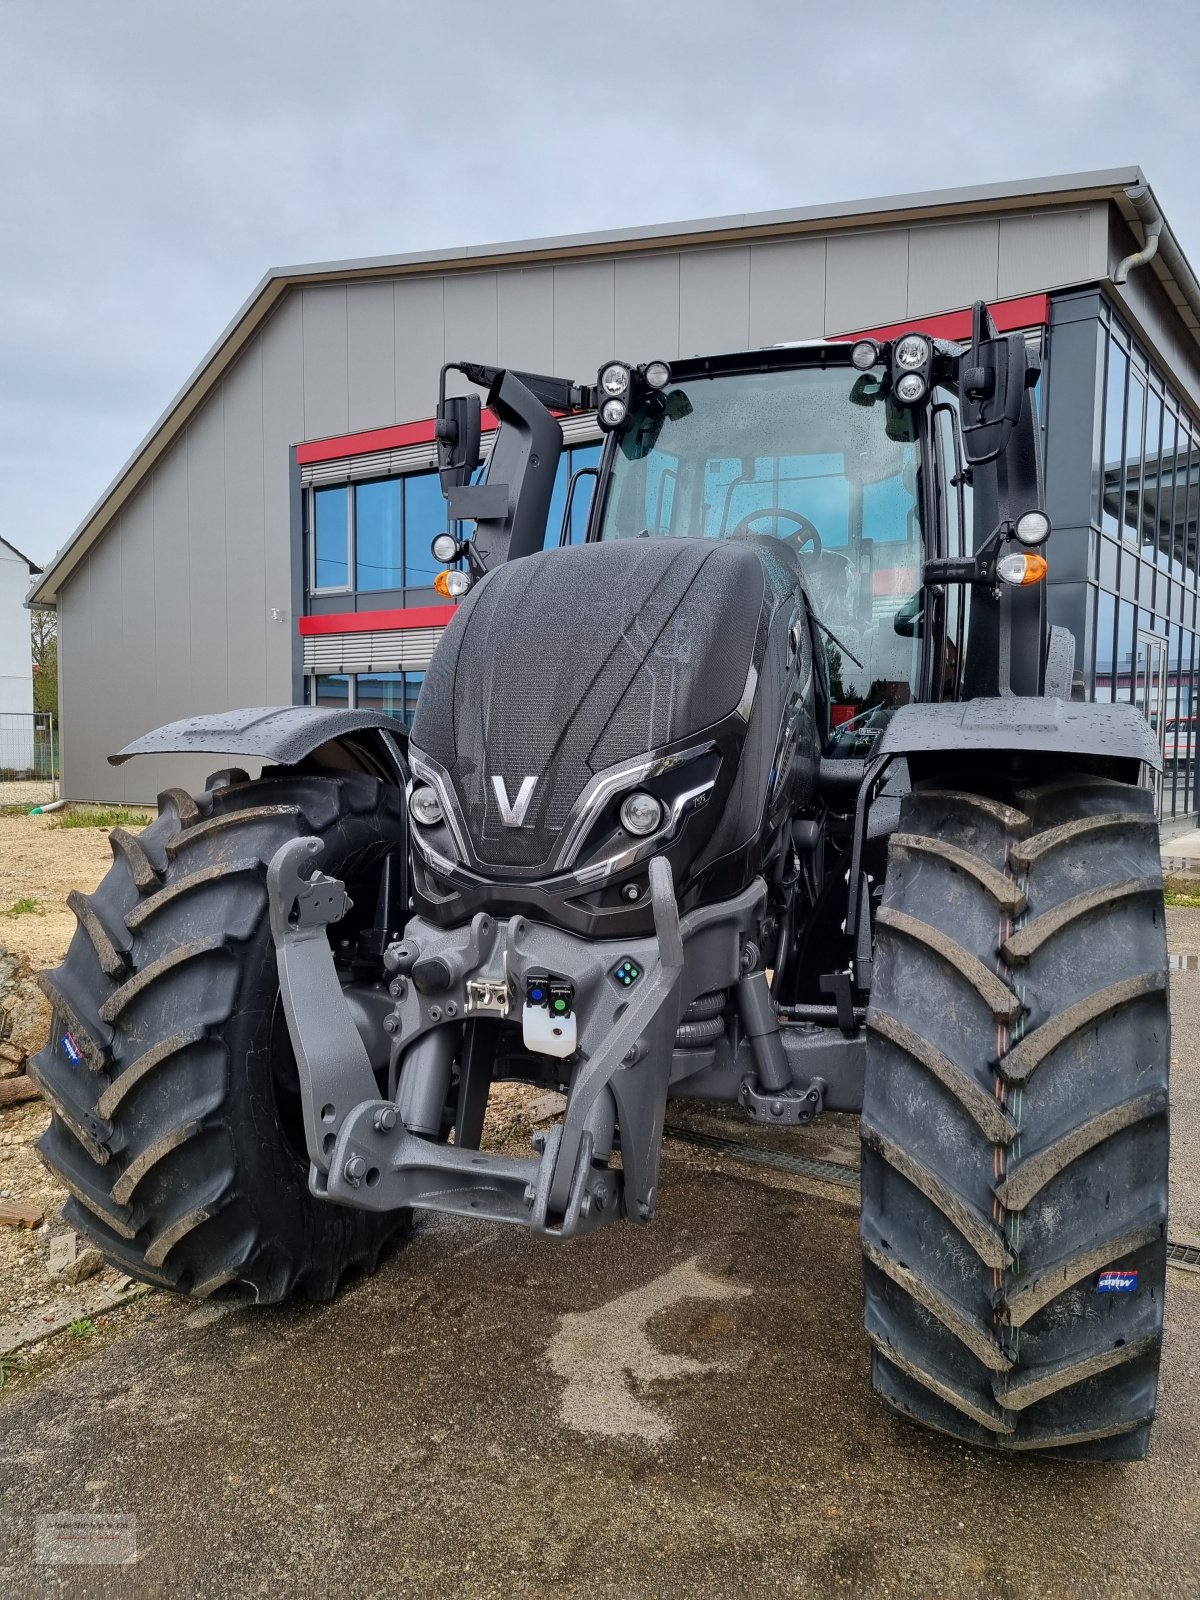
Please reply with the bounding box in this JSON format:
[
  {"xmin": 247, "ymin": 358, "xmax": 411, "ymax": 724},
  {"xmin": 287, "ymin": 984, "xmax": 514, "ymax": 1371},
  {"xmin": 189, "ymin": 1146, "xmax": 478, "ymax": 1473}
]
[{"xmin": 1115, "ymin": 184, "xmax": 1162, "ymax": 284}]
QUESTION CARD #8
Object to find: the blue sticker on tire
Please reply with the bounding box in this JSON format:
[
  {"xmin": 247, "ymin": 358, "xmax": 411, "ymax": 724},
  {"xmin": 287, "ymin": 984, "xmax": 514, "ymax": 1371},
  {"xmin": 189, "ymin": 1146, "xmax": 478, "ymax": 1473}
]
[
  {"xmin": 61, "ymin": 1032, "xmax": 83, "ymax": 1066},
  {"xmin": 1097, "ymin": 1269, "xmax": 1138, "ymax": 1293}
]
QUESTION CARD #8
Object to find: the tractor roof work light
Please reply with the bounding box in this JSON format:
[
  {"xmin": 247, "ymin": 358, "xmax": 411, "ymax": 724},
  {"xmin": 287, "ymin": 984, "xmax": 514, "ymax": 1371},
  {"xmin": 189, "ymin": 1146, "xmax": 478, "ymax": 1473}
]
[
  {"xmin": 1015, "ymin": 510, "xmax": 1052, "ymax": 546},
  {"xmin": 643, "ymin": 360, "xmax": 671, "ymax": 389},
  {"xmin": 597, "ymin": 361, "xmax": 634, "ymax": 430},
  {"xmin": 850, "ymin": 340, "xmax": 879, "ymax": 370},
  {"xmin": 895, "ymin": 372, "xmax": 926, "ymax": 403},
  {"xmin": 600, "ymin": 362, "xmax": 631, "ymax": 397},
  {"xmin": 890, "ymin": 332, "xmax": 933, "ymax": 407},
  {"xmin": 894, "ymin": 334, "xmax": 931, "ymax": 370}
]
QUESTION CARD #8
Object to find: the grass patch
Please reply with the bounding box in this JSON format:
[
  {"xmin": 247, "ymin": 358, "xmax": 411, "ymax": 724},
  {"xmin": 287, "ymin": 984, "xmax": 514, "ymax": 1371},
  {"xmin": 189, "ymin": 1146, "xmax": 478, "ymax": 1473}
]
[
  {"xmin": 49, "ymin": 804, "xmax": 152, "ymax": 831},
  {"xmin": 67, "ymin": 1318, "xmax": 96, "ymax": 1341},
  {"xmin": 1166, "ymin": 889, "xmax": 1200, "ymax": 908},
  {"xmin": 3, "ymin": 897, "xmax": 42, "ymax": 918}
]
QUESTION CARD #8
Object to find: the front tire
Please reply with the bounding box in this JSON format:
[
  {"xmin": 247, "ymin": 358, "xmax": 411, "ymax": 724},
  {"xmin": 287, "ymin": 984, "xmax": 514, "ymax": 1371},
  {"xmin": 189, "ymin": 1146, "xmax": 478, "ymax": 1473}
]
[
  {"xmin": 31, "ymin": 770, "xmax": 409, "ymax": 1302},
  {"xmin": 861, "ymin": 773, "xmax": 1169, "ymax": 1458}
]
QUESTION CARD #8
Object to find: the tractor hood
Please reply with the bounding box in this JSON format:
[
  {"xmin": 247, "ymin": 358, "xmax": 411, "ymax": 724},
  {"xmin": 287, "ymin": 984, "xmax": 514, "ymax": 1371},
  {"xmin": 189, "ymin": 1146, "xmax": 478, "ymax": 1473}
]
[{"xmin": 409, "ymin": 537, "xmax": 782, "ymax": 875}]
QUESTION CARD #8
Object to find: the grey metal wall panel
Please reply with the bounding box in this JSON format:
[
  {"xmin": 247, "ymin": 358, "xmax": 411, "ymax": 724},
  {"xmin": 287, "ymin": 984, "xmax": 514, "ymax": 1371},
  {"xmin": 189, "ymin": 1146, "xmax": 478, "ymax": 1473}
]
[
  {"xmin": 113, "ymin": 485, "xmax": 158, "ymax": 798},
  {"xmin": 997, "ymin": 209, "xmax": 1095, "ymax": 297},
  {"xmin": 824, "ymin": 228, "xmax": 909, "ymax": 333},
  {"xmin": 347, "ymin": 280, "xmax": 396, "ymax": 432},
  {"xmin": 497, "ymin": 268, "xmax": 554, "ymax": 374},
  {"xmin": 907, "ymin": 220, "xmax": 1000, "ymax": 317},
  {"xmin": 301, "ymin": 284, "xmax": 349, "ymax": 441},
  {"xmin": 444, "ymin": 271, "xmax": 498, "ymax": 373},
  {"xmin": 552, "ymin": 261, "xmax": 615, "ymax": 383},
  {"xmin": 261, "ymin": 294, "xmax": 306, "ymax": 702},
  {"xmin": 185, "ymin": 398, "xmax": 229, "ymax": 717},
  {"xmin": 614, "ymin": 254, "xmax": 679, "ymax": 361},
  {"xmin": 57, "ymin": 561, "xmax": 93, "ymax": 799},
  {"xmin": 222, "ymin": 335, "xmax": 268, "ymax": 708},
  {"xmin": 747, "ymin": 238, "xmax": 826, "ymax": 347},
  {"xmin": 394, "ymin": 276, "xmax": 445, "ymax": 420},
  {"xmin": 150, "ymin": 442, "xmax": 191, "ymax": 730},
  {"xmin": 679, "ymin": 247, "xmax": 751, "ymax": 357}
]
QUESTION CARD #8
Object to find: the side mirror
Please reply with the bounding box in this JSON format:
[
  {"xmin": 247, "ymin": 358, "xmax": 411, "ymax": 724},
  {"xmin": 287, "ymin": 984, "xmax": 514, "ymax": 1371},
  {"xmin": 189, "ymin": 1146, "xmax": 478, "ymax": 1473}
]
[
  {"xmin": 435, "ymin": 391, "xmax": 481, "ymax": 491},
  {"xmin": 958, "ymin": 301, "xmax": 1038, "ymax": 466}
]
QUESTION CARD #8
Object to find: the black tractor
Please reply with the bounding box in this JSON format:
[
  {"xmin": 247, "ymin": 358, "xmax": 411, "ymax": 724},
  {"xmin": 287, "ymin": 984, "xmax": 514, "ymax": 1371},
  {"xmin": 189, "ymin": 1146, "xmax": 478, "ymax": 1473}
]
[{"xmin": 34, "ymin": 305, "xmax": 1169, "ymax": 1459}]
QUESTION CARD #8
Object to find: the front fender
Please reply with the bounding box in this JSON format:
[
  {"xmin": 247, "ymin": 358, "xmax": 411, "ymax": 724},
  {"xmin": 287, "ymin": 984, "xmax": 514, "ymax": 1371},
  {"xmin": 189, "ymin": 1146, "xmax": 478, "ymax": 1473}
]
[
  {"xmin": 878, "ymin": 697, "xmax": 1160, "ymax": 776},
  {"xmin": 109, "ymin": 705, "xmax": 408, "ymax": 784}
]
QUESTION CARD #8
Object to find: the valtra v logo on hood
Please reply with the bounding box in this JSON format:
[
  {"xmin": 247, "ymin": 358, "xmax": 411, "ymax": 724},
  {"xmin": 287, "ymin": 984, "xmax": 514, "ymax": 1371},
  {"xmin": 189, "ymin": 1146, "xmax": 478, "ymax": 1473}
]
[{"xmin": 491, "ymin": 775, "xmax": 538, "ymax": 827}]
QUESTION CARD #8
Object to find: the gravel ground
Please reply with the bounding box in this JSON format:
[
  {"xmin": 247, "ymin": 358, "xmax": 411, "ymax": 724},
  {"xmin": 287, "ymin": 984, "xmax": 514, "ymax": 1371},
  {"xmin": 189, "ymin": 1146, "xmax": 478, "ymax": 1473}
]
[
  {"xmin": 0, "ymin": 811, "xmax": 119, "ymax": 970},
  {"xmin": 0, "ymin": 820, "xmax": 1198, "ymax": 1593}
]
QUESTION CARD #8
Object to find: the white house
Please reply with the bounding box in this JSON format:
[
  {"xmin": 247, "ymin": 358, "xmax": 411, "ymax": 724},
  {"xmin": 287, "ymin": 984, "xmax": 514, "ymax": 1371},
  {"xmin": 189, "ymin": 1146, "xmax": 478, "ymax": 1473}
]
[{"xmin": 0, "ymin": 536, "xmax": 41, "ymax": 771}]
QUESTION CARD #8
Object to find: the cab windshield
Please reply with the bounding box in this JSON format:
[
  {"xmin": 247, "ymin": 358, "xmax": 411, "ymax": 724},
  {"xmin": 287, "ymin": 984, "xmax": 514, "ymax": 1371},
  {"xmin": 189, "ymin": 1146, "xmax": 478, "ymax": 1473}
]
[{"xmin": 596, "ymin": 365, "xmax": 925, "ymax": 750}]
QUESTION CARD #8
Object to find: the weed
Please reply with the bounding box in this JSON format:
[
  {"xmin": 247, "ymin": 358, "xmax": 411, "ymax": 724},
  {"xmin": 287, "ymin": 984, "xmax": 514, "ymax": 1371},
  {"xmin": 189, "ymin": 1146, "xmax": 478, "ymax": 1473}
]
[
  {"xmin": 0, "ymin": 1352, "xmax": 25, "ymax": 1388},
  {"xmin": 49, "ymin": 805, "xmax": 152, "ymax": 831},
  {"xmin": 67, "ymin": 1318, "xmax": 96, "ymax": 1341},
  {"xmin": 1165, "ymin": 889, "xmax": 1200, "ymax": 909},
  {"xmin": 3, "ymin": 897, "xmax": 41, "ymax": 918}
]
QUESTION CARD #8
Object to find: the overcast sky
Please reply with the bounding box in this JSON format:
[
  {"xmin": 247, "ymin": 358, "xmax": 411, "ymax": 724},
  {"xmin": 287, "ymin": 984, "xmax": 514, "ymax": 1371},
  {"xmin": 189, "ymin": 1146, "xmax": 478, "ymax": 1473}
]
[{"xmin": 3, "ymin": 0, "xmax": 1198, "ymax": 570}]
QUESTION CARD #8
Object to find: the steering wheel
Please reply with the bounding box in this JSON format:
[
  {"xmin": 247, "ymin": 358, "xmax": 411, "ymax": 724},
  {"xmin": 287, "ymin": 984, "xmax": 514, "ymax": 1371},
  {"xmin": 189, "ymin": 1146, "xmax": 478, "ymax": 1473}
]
[{"xmin": 730, "ymin": 506, "xmax": 822, "ymax": 554}]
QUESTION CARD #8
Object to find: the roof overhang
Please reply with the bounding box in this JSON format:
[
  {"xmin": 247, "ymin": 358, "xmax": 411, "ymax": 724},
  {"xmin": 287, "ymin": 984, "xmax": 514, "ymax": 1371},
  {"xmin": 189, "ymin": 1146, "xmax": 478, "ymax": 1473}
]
[{"xmin": 27, "ymin": 165, "xmax": 1199, "ymax": 607}]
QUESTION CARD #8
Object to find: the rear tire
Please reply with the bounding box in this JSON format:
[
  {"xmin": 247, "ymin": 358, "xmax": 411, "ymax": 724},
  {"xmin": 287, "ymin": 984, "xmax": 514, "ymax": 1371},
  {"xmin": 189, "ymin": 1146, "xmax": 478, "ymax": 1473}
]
[
  {"xmin": 31, "ymin": 770, "xmax": 409, "ymax": 1302},
  {"xmin": 861, "ymin": 773, "xmax": 1169, "ymax": 1458}
]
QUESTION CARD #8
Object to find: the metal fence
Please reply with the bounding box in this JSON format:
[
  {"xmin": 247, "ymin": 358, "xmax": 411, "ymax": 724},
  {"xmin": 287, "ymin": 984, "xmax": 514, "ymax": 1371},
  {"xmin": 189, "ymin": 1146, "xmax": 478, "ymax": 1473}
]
[{"xmin": 0, "ymin": 712, "xmax": 58, "ymax": 807}]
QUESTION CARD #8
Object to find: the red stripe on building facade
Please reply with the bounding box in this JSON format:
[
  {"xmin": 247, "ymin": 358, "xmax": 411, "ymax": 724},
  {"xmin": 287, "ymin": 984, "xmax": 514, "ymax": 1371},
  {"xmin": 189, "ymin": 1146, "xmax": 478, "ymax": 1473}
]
[
  {"xmin": 296, "ymin": 409, "xmax": 502, "ymax": 466},
  {"xmin": 839, "ymin": 292, "xmax": 1050, "ymax": 345},
  {"xmin": 299, "ymin": 605, "xmax": 456, "ymax": 636}
]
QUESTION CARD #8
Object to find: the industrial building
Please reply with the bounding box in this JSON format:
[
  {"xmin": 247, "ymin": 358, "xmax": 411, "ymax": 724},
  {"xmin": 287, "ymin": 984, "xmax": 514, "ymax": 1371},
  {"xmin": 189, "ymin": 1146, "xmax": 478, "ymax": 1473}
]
[
  {"xmin": 27, "ymin": 168, "xmax": 1200, "ymax": 819},
  {"xmin": 1, "ymin": 535, "xmax": 40, "ymax": 770}
]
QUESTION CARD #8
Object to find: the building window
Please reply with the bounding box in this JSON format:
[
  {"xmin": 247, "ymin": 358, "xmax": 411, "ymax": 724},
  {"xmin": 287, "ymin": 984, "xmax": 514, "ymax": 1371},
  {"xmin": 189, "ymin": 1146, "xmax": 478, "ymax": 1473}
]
[
  {"xmin": 355, "ymin": 479, "xmax": 402, "ymax": 591},
  {"xmin": 312, "ymin": 673, "xmax": 351, "ymax": 708},
  {"xmin": 545, "ymin": 443, "xmax": 602, "ymax": 548},
  {"xmin": 404, "ymin": 472, "xmax": 444, "ymax": 587},
  {"xmin": 308, "ymin": 467, "xmax": 450, "ymax": 603},
  {"xmin": 313, "ymin": 487, "xmax": 350, "ymax": 590},
  {"xmin": 1085, "ymin": 297, "xmax": 1200, "ymax": 818},
  {"xmin": 307, "ymin": 670, "xmax": 424, "ymax": 725}
]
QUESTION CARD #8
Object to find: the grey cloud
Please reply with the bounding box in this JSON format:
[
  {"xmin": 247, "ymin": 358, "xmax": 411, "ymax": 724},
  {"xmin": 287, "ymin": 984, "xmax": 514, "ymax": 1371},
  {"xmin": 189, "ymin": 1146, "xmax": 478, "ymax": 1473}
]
[{"xmin": 2, "ymin": 0, "xmax": 1197, "ymax": 565}]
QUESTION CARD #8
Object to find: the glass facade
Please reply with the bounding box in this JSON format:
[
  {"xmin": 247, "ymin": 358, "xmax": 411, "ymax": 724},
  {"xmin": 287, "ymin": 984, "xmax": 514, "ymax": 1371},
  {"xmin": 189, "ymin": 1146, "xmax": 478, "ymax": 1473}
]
[
  {"xmin": 309, "ymin": 470, "xmax": 452, "ymax": 597},
  {"xmin": 306, "ymin": 444, "xmax": 601, "ymax": 605},
  {"xmin": 303, "ymin": 437, "xmax": 599, "ymax": 723},
  {"xmin": 308, "ymin": 670, "xmax": 424, "ymax": 724},
  {"xmin": 1051, "ymin": 291, "xmax": 1200, "ymax": 819}
]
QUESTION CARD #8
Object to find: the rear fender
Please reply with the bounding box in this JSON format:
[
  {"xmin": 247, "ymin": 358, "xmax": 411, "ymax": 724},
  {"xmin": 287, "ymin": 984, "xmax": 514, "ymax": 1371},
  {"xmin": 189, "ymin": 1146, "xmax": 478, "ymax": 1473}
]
[{"xmin": 108, "ymin": 706, "xmax": 408, "ymax": 786}]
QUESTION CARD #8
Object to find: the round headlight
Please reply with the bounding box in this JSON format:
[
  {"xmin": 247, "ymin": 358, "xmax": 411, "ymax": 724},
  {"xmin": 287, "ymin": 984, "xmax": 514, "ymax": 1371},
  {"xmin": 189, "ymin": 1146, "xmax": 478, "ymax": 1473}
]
[
  {"xmin": 894, "ymin": 334, "xmax": 930, "ymax": 370},
  {"xmin": 644, "ymin": 360, "xmax": 671, "ymax": 390},
  {"xmin": 619, "ymin": 791, "xmax": 663, "ymax": 836},
  {"xmin": 410, "ymin": 785, "xmax": 444, "ymax": 827},
  {"xmin": 600, "ymin": 363, "xmax": 630, "ymax": 396},
  {"xmin": 431, "ymin": 532, "xmax": 459, "ymax": 563},
  {"xmin": 1015, "ymin": 510, "xmax": 1051, "ymax": 547},
  {"xmin": 850, "ymin": 340, "xmax": 879, "ymax": 371},
  {"xmin": 601, "ymin": 397, "xmax": 628, "ymax": 428},
  {"xmin": 895, "ymin": 372, "xmax": 926, "ymax": 403}
]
